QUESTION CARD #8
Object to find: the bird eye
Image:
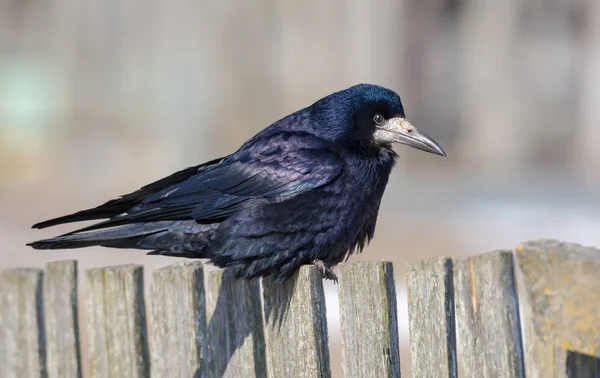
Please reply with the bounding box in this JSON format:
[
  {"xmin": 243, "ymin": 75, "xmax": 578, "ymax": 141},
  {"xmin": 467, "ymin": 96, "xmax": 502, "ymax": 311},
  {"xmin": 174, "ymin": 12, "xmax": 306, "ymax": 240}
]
[{"xmin": 373, "ymin": 114, "xmax": 385, "ymax": 125}]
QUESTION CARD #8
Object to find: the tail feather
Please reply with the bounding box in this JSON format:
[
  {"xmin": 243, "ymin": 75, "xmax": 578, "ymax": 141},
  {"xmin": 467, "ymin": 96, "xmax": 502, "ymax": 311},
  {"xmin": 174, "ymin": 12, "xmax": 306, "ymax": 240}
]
[
  {"xmin": 28, "ymin": 220, "xmax": 217, "ymax": 259},
  {"xmin": 32, "ymin": 157, "xmax": 226, "ymax": 230},
  {"xmin": 31, "ymin": 207, "xmax": 131, "ymax": 230},
  {"xmin": 28, "ymin": 223, "xmax": 169, "ymax": 250}
]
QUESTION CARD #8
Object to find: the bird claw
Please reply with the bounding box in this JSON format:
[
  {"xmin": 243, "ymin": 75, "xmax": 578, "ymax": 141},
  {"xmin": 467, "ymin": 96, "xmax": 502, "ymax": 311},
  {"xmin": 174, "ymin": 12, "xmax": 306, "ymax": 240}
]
[{"xmin": 312, "ymin": 259, "xmax": 338, "ymax": 283}]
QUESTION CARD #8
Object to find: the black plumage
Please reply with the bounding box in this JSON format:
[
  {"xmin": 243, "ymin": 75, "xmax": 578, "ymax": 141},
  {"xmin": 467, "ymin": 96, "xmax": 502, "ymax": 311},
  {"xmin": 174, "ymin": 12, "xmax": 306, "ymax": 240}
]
[{"xmin": 29, "ymin": 84, "xmax": 445, "ymax": 282}]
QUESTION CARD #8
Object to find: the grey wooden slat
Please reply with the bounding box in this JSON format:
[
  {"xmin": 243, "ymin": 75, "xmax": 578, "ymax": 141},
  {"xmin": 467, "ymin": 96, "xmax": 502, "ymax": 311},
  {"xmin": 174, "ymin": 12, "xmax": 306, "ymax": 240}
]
[
  {"xmin": 406, "ymin": 257, "xmax": 457, "ymax": 378},
  {"xmin": 149, "ymin": 262, "xmax": 206, "ymax": 378},
  {"xmin": 515, "ymin": 240, "xmax": 600, "ymax": 377},
  {"xmin": 44, "ymin": 260, "xmax": 81, "ymax": 378},
  {"xmin": 262, "ymin": 265, "xmax": 331, "ymax": 378},
  {"xmin": 515, "ymin": 249, "xmax": 569, "ymax": 378},
  {"xmin": 338, "ymin": 261, "xmax": 401, "ymax": 378},
  {"xmin": 0, "ymin": 268, "xmax": 47, "ymax": 378},
  {"xmin": 85, "ymin": 264, "xmax": 149, "ymax": 378},
  {"xmin": 454, "ymin": 250, "xmax": 525, "ymax": 378},
  {"xmin": 516, "ymin": 240, "xmax": 600, "ymax": 357},
  {"xmin": 205, "ymin": 270, "xmax": 266, "ymax": 378}
]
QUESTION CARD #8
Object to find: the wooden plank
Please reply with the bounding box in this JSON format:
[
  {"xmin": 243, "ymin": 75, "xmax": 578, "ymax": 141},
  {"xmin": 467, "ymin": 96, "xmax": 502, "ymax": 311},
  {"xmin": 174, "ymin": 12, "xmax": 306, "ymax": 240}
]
[
  {"xmin": 205, "ymin": 270, "xmax": 266, "ymax": 378},
  {"xmin": 406, "ymin": 257, "xmax": 457, "ymax": 378},
  {"xmin": 85, "ymin": 264, "xmax": 149, "ymax": 378},
  {"xmin": 149, "ymin": 262, "xmax": 206, "ymax": 378},
  {"xmin": 515, "ymin": 249, "xmax": 569, "ymax": 378},
  {"xmin": 454, "ymin": 250, "xmax": 525, "ymax": 378},
  {"xmin": 262, "ymin": 265, "xmax": 331, "ymax": 378},
  {"xmin": 337, "ymin": 261, "xmax": 401, "ymax": 378},
  {"xmin": 44, "ymin": 260, "xmax": 82, "ymax": 378},
  {"xmin": 515, "ymin": 240, "xmax": 600, "ymax": 377},
  {"xmin": 0, "ymin": 268, "xmax": 47, "ymax": 378},
  {"xmin": 516, "ymin": 240, "xmax": 600, "ymax": 358}
]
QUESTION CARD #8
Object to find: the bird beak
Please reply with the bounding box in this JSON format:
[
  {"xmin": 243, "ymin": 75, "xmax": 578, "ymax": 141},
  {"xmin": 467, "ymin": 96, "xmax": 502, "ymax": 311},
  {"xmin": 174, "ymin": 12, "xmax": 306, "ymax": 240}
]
[{"xmin": 374, "ymin": 117, "xmax": 446, "ymax": 156}]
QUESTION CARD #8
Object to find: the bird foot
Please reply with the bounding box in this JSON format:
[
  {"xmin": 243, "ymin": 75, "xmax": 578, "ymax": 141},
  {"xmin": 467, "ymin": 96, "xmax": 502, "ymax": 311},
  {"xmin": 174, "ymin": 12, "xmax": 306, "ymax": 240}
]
[{"xmin": 312, "ymin": 259, "xmax": 338, "ymax": 283}]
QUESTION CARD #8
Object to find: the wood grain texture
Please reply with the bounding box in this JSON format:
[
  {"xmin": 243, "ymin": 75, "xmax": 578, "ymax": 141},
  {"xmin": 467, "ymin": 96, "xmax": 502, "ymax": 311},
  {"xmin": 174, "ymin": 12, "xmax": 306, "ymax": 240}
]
[
  {"xmin": 43, "ymin": 260, "xmax": 81, "ymax": 378},
  {"xmin": 149, "ymin": 262, "xmax": 206, "ymax": 378},
  {"xmin": 205, "ymin": 270, "xmax": 266, "ymax": 378},
  {"xmin": 454, "ymin": 250, "xmax": 525, "ymax": 378},
  {"xmin": 85, "ymin": 264, "xmax": 149, "ymax": 378},
  {"xmin": 515, "ymin": 240, "xmax": 600, "ymax": 377},
  {"xmin": 338, "ymin": 261, "xmax": 400, "ymax": 378},
  {"xmin": 516, "ymin": 240, "xmax": 600, "ymax": 358},
  {"xmin": 0, "ymin": 268, "xmax": 47, "ymax": 378},
  {"xmin": 406, "ymin": 257, "xmax": 457, "ymax": 378},
  {"xmin": 515, "ymin": 247, "xmax": 570, "ymax": 378},
  {"xmin": 262, "ymin": 265, "xmax": 331, "ymax": 378}
]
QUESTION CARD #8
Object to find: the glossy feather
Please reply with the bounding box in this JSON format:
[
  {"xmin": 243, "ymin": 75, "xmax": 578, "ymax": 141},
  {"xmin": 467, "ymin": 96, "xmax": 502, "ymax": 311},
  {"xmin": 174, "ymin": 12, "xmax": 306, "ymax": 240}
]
[{"xmin": 29, "ymin": 84, "xmax": 429, "ymax": 281}]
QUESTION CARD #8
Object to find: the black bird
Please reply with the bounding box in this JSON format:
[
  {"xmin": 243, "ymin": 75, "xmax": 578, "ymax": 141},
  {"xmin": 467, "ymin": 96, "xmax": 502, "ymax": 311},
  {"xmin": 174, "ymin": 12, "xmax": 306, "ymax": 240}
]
[{"xmin": 29, "ymin": 84, "xmax": 445, "ymax": 282}]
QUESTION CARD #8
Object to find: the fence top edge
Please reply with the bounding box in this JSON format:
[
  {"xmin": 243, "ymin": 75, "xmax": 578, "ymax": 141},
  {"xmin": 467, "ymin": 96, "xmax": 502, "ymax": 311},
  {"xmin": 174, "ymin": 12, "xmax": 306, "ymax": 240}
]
[
  {"xmin": 337, "ymin": 260, "xmax": 393, "ymax": 269},
  {"xmin": 45, "ymin": 259, "xmax": 78, "ymax": 266},
  {"xmin": 85, "ymin": 263, "xmax": 143, "ymax": 273},
  {"xmin": 0, "ymin": 267, "xmax": 44, "ymax": 276},
  {"xmin": 406, "ymin": 256, "xmax": 453, "ymax": 268},
  {"xmin": 452, "ymin": 249, "xmax": 513, "ymax": 263},
  {"xmin": 154, "ymin": 260, "xmax": 204, "ymax": 271},
  {"xmin": 517, "ymin": 239, "xmax": 600, "ymax": 259}
]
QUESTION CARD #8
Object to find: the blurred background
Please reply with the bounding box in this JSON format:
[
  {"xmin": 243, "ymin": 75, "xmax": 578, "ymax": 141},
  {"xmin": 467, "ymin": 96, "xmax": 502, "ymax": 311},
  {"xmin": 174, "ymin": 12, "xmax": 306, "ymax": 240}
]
[{"xmin": 1, "ymin": 0, "xmax": 599, "ymax": 376}]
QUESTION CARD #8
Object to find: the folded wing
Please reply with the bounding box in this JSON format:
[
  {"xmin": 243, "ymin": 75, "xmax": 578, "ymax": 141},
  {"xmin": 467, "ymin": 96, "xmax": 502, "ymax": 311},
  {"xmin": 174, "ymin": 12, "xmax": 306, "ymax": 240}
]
[{"xmin": 34, "ymin": 133, "xmax": 344, "ymax": 236}]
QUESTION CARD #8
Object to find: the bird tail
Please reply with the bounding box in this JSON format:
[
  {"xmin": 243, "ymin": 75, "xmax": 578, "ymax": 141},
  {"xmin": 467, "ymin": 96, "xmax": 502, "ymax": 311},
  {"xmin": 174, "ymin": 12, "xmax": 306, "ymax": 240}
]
[
  {"xmin": 28, "ymin": 221, "xmax": 215, "ymax": 260},
  {"xmin": 27, "ymin": 223, "xmax": 170, "ymax": 250}
]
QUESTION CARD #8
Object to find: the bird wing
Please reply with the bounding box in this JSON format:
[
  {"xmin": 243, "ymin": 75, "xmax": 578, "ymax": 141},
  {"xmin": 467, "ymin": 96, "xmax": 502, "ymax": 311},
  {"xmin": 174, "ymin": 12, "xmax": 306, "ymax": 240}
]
[
  {"xmin": 55, "ymin": 133, "xmax": 344, "ymax": 234},
  {"xmin": 32, "ymin": 157, "xmax": 226, "ymax": 229}
]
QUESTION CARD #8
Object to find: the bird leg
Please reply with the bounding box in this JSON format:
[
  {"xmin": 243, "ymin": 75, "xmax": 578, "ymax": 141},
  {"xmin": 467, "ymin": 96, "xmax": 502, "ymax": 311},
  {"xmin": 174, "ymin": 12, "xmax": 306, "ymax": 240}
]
[{"xmin": 312, "ymin": 259, "xmax": 338, "ymax": 283}]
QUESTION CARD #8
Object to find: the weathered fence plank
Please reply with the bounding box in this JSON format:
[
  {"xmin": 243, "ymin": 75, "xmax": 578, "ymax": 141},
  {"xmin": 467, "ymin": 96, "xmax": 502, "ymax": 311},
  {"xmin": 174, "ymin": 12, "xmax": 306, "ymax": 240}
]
[
  {"xmin": 149, "ymin": 262, "xmax": 206, "ymax": 378},
  {"xmin": 515, "ymin": 242, "xmax": 570, "ymax": 378},
  {"xmin": 262, "ymin": 265, "xmax": 331, "ymax": 378},
  {"xmin": 44, "ymin": 260, "xmax": 81, "ymax": 378},
  {"xmin": 205, "ymin": 270, "xmax": 266, "ymax": 378},
  {"xmin": 515, "ymin": 239, "xmax": 600, "ymax": 377},
  {"xmin": 338, "ymin": 261, "xmax": 401, "ymax": 378},
  {"xmin": 515, "ymin": 253, "xmax": 569, "ymax": 378},
  {"xmin": 454, "ymin": 250, "xmax": 525, "ymax": 378},
  {"xmin": 407, "ymin": 257, "xmax": 457, "ymax": 378},
  {"xmin": 516, "ymin": 240, "xmax": 600, "ymax": 357},
  {"xmin": 0, "ymin": 268, "xmax": 46, "ymax": 378},
  {"xmin": 2, "ymin": 238, "xmax": 599, "ymax": 378},
  {"xmin": 85, "ymin": 264, "xmax": 149, "ymax": 378}
]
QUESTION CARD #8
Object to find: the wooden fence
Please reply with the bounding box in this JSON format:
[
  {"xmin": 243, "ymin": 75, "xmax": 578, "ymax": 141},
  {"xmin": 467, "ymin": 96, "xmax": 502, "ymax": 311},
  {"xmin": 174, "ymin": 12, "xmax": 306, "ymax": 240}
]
[{"xmin": 1, "ymin": 239, "xmax": 599, "ymax": 377}]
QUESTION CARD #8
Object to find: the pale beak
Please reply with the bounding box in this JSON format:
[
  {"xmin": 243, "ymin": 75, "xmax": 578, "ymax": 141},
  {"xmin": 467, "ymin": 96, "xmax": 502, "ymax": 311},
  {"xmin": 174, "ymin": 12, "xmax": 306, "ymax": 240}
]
[{"xmin": 374, "ymin": 117, "xmax": 446, "ymax": 156}]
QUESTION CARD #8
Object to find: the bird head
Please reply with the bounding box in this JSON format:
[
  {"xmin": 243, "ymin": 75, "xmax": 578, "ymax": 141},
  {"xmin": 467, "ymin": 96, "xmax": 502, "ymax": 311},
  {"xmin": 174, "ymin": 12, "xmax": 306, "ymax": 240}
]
[{"xmin": 309, "ymin": 84, "xmax": 446, "ymax": 156}]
